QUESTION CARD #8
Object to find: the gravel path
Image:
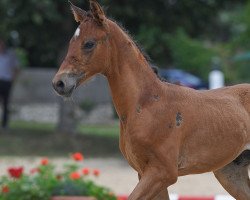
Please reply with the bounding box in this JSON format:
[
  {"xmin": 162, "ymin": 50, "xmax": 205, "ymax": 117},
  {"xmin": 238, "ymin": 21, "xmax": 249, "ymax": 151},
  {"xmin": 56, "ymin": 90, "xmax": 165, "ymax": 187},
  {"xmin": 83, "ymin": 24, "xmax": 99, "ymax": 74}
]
[{"xmin": 0, "ymin": 156, "xmax": 230, "ymax": 196}]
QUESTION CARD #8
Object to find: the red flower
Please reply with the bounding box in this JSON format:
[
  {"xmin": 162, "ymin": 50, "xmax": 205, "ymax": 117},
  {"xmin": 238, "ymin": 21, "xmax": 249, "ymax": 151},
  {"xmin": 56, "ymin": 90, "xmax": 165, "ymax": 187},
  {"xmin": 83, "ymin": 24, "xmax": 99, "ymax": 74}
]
[
  {"xmin": 117, "ymin": 195, "xmax": 128, "ymax": 200},
  {"xmin": 82, "ymin": 168, "xmax": 90, "ymax": 175},
  {"xmin": 8, "ymin": 167, "xmax": 23, "ymax": 179},
  {"xmin": 71, "ymin": 152, "xmax": 84, "ymax": 161},
  {"xmin": 2, "ymin": 185, "xmax": 9, "ymax": 193},
  {"xmin": 69, "ymin": 172, "xmax": 81, "ymax": 180},
  {"xmin": 93, "ymin": 169, "xmax": 100, "ymax": 177},
  {"xmin": 40, "ymin": 158, "xmax": 49, "ymax": 165}
]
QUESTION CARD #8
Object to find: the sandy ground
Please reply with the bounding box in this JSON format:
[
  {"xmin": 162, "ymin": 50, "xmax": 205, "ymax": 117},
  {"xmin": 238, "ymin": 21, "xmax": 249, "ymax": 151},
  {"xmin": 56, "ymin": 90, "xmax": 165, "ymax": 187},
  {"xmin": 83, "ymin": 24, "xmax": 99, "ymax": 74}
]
[{"xmin": 0, "ymin": 156, "xmax": 230, "ymax": 196}]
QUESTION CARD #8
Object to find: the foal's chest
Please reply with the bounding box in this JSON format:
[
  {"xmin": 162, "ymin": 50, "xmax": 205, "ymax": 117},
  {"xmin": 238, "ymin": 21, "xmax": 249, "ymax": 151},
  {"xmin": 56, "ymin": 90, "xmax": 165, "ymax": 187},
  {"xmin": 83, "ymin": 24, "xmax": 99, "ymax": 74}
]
[{"xmin": 120, "ymin": 131, "xmax": 148, "ymax": 174}]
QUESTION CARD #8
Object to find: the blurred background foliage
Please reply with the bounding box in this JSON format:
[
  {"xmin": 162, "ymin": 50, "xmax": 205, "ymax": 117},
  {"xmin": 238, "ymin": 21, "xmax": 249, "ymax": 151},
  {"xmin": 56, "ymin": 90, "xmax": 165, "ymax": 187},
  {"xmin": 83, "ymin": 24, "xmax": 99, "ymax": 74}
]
[{"xmin": 0, "ymin": 0, "xmax": 250, "ymax": 83}]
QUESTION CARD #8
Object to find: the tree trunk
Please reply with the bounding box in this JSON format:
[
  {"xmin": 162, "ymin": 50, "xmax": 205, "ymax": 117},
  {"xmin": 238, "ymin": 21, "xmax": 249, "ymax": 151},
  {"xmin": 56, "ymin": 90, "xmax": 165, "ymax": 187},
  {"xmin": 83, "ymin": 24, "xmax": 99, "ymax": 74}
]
[{"xmin": 57, "ymin": 98, "xmax": 78, "ymax": 134}]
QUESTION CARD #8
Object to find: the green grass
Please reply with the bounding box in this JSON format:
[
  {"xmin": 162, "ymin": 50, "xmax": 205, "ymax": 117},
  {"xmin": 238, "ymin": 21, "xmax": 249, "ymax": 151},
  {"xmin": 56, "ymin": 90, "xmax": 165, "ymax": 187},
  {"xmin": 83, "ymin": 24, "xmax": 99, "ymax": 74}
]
[
  {"xmin": 1, "ymin": 121, "xmax": 121, "ymax": 157},
  {"xmin": 10, "ymin": 120, "xmax": 55, "ymax": 132},
  {"xmin": 78, "ymin": 124, "xmax": 119, "ymax": 137},
  {"xmin": 9, "ymin": 120, "xmax": 119, "ymax": 138}
]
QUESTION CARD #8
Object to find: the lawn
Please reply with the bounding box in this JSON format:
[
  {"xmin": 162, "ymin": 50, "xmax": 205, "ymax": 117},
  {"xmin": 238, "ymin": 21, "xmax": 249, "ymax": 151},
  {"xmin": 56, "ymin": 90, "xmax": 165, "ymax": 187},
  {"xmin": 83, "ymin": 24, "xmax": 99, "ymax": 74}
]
[
  {"xmin": 10, "ymin": 120, "xmax": 55, "ymax": 133},
  {"xmin": 9, "ymin": 121, "xmax": 119, "ymax": 137},
  {"xmin": 78, "ymin": 124, "xmax": 119, "ymax": 137},
  {"xmin": 0, "ymin": 121, "xmax": 120, "ymax": 157}
]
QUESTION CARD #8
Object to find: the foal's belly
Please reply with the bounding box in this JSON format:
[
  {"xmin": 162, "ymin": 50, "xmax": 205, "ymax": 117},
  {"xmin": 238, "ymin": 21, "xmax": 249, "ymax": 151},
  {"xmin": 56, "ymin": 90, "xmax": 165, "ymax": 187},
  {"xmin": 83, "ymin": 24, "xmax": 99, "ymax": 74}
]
[
  {"xmin": 176, "ymin": 100, "xmax": 250, "ymax": 176},
  {"xmin": 177, "ymin": 122, "xmax": 248, "ymax": 176},
  {"xmin": 177, "ymin": 144, "xmax": 242, "ymax": 176}
]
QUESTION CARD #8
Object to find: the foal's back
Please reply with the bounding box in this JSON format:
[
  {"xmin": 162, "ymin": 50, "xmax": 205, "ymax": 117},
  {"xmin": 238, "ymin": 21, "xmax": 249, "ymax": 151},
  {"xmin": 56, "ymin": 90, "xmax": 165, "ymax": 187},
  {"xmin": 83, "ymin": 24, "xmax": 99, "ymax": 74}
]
[
  {"xmin": 176, "ymin": 83, "xmax": 250, "ymax": 111},
  {"xmin": 205, "ymin": 83, "xmax": 250, "ymax": 114}
]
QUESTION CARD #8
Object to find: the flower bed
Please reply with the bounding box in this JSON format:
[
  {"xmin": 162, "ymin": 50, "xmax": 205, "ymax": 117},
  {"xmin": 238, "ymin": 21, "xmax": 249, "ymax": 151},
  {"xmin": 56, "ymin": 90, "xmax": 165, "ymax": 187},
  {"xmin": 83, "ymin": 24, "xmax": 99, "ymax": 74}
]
[{"xmin": 0, "ymin": 152, "xmax": 117, "ymax": 200}]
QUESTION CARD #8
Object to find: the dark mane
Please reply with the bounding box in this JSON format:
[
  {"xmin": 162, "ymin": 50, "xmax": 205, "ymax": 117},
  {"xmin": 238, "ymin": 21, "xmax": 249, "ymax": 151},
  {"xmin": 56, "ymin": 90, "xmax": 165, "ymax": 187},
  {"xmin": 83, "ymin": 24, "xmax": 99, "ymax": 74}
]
[
  {"xmin": 85, "ymin": 7, "xmax": 156, "ymax": 77},
  {"xmin": 112, "ymin": 19, "xmax": 152, "ymax": 63},
  {"xmin": 111, "ymin": 19, "xmax": 167, "ymax": 82}
]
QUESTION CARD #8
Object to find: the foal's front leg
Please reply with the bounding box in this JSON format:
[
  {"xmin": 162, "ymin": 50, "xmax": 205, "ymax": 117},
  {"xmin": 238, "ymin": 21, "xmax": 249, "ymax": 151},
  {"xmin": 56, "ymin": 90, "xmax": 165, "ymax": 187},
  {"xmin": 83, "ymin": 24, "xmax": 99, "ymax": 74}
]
[
  {"xmin": 137, "ymin": 173, "xmax": 170, "ymax": 200},
  {"xmin": 153, "ymin": 189, "xmax": 170, "ymax": 200},
  {"xmin": 129, "ymin": 163, "xmax": 177, "ymax": 200}
]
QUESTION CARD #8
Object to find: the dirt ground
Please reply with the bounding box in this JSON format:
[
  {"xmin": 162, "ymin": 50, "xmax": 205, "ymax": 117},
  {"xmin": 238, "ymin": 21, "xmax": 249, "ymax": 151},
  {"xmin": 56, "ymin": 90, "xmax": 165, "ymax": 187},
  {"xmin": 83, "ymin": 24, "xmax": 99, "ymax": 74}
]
[{"xmin": 0, "ymin": 156, "xmax": 231, "ymax": 196}]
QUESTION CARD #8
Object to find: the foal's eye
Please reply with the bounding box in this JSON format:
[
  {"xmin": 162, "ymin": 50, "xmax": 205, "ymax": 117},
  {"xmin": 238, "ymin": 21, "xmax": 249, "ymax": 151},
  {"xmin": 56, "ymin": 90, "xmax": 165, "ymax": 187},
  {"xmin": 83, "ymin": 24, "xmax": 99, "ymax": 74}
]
[{"xmin": 82, "ymin": 40, "xmax": 96, "ymax": 51}]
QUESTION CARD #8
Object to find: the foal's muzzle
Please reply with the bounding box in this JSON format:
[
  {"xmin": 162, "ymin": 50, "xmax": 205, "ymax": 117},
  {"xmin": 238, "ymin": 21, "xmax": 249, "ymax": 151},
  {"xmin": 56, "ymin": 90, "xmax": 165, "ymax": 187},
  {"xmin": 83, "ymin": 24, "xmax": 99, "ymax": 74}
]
[{"xmin": 52, "ymin": 72, "xmax": 84, "ymax": 97}]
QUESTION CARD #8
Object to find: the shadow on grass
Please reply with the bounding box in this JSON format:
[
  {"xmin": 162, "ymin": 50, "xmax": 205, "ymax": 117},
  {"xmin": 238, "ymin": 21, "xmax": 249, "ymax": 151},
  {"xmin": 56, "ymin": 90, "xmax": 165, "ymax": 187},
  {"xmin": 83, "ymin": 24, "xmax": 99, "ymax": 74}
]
[{"xmin": 0, "ymin": 128, "xmax": 121, "ymax": 157}]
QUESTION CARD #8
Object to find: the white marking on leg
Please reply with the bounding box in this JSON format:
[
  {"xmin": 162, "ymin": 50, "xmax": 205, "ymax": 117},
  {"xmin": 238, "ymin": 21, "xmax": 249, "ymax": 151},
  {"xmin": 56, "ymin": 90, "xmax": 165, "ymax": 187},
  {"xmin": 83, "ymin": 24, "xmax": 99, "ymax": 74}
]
[{"xmin": 74, "ymin": 27, "xmax": 80, "ymax": 38}]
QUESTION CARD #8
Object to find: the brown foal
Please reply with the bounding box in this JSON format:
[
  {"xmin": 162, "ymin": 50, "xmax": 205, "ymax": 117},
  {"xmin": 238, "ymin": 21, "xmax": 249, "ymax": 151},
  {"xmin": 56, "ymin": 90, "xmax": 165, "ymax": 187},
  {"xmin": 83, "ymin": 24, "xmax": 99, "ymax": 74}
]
[{"xmin": 52, "ymin": 1, "xmax": 250, "ymax": 199}]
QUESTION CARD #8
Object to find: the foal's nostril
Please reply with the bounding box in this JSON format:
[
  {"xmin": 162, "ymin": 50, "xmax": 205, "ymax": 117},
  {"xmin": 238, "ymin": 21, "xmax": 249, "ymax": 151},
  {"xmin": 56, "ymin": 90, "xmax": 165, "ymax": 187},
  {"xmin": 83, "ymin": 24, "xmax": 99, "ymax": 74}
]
[
  {"xmin": 52, "ymin": 73, "xmax": 77, "ymax": 96},
  {"xmin": 56, "ymin": 80, "xmax": 65, "ymax": 90}
]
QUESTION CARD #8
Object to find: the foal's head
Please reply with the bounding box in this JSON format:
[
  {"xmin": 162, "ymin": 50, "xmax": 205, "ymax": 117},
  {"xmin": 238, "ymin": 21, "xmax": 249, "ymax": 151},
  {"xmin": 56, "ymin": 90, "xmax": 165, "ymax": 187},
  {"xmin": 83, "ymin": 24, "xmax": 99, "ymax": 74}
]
[{"xmin": 53, "ymin": 0, "xmax": 111, "ymax": 97}]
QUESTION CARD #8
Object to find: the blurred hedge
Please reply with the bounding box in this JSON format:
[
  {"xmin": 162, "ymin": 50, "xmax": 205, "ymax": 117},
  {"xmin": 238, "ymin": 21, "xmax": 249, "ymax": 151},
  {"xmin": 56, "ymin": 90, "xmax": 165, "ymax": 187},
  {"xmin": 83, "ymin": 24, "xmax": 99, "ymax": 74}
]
[{"xmin": 1, "ymin": 0, "xmax": 249, "ymax": 83}]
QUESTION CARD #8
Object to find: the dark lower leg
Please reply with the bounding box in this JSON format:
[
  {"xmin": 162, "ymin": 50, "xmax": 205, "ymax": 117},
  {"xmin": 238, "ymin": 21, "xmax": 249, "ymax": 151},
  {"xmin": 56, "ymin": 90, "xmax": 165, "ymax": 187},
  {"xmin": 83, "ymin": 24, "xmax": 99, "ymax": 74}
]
[{"xmin": 214, "ymin": 161, "xmax": 250, "ymax": 200}]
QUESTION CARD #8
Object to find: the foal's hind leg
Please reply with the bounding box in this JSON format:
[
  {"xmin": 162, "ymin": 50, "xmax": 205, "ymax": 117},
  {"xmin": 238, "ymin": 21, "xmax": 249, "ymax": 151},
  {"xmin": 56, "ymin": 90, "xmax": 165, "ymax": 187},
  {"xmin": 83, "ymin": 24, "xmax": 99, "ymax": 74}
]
[{"xmin": 213, "ymin": 151, "xmax": 250, "ymax": 200}]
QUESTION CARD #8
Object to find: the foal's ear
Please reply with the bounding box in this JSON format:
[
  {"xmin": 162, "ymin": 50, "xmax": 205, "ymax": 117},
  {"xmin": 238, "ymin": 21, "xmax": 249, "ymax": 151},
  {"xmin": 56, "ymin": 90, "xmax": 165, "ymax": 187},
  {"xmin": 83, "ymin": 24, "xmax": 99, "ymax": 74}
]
[
  {"xmin": 69, "ymin": 1, "xmax": 87, "ymax": 23},
  {"xmin": 89, "ymin": 0, "xmax": 106, "ymax": 26}
]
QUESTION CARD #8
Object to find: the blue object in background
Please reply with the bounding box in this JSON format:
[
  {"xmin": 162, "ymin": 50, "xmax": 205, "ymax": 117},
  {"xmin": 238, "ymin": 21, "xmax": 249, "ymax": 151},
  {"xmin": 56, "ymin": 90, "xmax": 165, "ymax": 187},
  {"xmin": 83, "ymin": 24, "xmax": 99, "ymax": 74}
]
[{"xmin": 158, "ymin": 69, "xmax": 207, "ymax": 89}]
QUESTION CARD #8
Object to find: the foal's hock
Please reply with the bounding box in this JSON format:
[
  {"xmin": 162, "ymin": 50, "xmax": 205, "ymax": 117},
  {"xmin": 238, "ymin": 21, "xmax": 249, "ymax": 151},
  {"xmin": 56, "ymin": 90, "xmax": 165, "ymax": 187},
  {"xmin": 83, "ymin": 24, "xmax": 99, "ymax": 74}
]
[{"xmin": 52, "ymin": 1, "xmax": 250, "ymax": 199}]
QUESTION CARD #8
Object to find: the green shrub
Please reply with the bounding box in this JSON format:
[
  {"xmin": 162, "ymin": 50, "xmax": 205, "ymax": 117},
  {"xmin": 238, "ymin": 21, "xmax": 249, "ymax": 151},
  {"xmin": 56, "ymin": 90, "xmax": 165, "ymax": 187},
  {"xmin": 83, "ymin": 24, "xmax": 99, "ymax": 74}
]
[
  {"xmin": 0, "ymin": 153, "xmax": 116, "ymax": 200},
  {"xmin": 79, "ymin": 100, "xmax": 96, "ymax": 114},
  {"xmin": 166, "ymin": 29, "xmax": 216, "ymax": 80}
]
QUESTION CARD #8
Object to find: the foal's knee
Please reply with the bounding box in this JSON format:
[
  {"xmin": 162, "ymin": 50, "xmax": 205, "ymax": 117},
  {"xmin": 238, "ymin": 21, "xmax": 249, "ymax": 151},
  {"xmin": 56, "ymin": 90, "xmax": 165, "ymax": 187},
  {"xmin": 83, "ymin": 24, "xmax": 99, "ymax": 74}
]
[
  {"xmin": 156, "ymin": 170, "xmax": 178, "ymax": 188},
  {"xmin": 165, "ymin": 173, "xmax": 178, "ymax": 186}
]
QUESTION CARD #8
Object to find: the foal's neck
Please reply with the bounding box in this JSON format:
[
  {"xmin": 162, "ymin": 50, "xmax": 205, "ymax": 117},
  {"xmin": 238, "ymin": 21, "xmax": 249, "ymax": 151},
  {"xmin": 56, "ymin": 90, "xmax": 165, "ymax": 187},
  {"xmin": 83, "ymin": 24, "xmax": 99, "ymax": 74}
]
[{"xmin": 105, "ymin": 22, "xmax": 161, "ymax": 119}]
